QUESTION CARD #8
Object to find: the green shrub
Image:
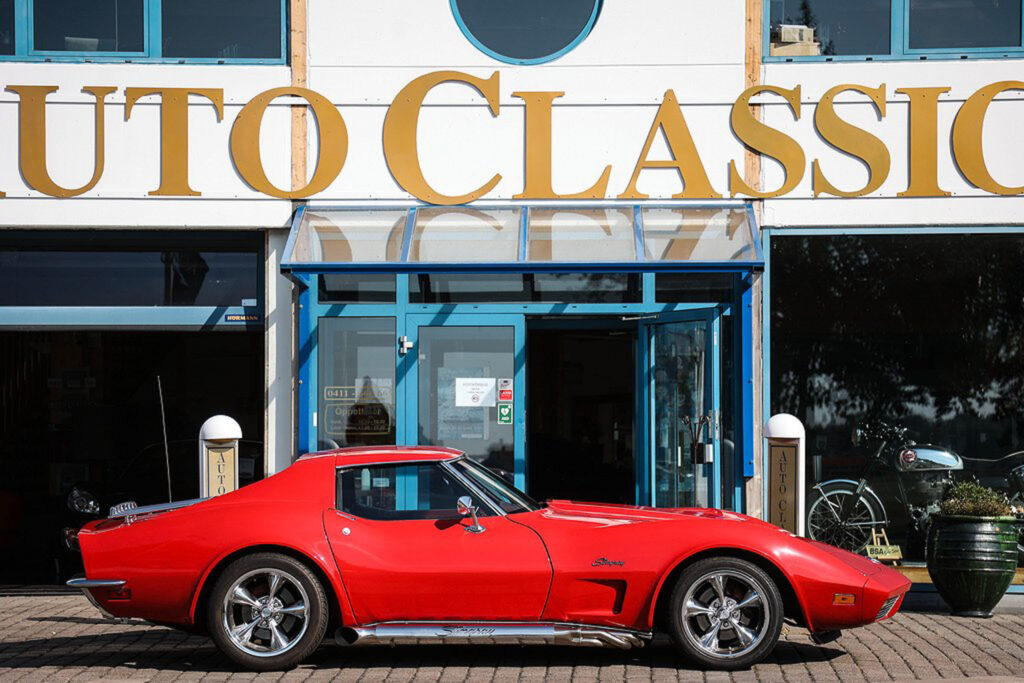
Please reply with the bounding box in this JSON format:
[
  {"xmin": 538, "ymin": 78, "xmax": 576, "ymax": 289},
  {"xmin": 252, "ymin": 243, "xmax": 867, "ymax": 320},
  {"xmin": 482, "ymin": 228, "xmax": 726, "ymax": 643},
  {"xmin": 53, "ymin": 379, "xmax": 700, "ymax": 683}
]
[{"xmin": 939, "ymin": 481, "xmax": 1012, "ymax": 517}]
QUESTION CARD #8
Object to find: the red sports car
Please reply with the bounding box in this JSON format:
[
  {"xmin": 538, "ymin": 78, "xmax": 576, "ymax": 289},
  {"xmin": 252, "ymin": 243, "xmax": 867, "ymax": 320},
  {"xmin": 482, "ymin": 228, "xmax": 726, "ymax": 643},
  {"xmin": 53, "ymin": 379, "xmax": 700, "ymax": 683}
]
[{"xmin": 68, "ymin": 446, "xmax": 910, "ymax": 671}]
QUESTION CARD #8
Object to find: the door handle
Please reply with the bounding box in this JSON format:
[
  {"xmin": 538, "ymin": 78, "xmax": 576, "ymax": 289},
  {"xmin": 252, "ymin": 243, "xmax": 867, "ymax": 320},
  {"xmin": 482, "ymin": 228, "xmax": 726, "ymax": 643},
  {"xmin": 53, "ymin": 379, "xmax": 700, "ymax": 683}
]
[{"xmin": 398, "ymin": 335, "xmax": 414, "ymax": 355}]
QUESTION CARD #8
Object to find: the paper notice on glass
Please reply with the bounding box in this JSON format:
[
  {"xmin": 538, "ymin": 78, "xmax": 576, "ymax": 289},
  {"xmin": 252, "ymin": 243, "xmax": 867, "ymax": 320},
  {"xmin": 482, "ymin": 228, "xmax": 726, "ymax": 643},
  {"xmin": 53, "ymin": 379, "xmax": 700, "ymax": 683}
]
[{"xmin": 455, "ymin": 377, "xmax": 496, "ymax": 407}]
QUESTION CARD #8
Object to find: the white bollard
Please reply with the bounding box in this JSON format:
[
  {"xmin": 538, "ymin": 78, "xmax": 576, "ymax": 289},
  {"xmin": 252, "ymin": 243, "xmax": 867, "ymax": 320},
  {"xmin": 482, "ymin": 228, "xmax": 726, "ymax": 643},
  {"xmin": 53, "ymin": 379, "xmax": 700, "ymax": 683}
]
[
  {"xmin": 764, "ymin": 413, "xmax": 806, "ymax": 536},
  {"xmin": 199, "ymin": 415, "xmax": 242, "ymax": 497}
]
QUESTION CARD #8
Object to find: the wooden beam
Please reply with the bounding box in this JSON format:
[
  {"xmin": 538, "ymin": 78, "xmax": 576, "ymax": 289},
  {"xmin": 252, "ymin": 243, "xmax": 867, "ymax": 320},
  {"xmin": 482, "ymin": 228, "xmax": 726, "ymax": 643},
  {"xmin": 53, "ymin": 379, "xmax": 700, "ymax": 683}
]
[{"xmin": 290, "ymin": 0, "xmax": 308, "ymax": 194}]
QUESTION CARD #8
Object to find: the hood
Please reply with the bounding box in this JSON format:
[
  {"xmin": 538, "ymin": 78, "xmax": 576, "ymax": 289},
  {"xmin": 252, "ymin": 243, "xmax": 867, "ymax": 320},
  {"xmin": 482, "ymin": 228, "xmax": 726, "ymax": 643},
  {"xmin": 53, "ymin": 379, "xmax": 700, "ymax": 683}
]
[{"xmin": 543, "ymin": 499, "xmax": 764, "ymax": 525}]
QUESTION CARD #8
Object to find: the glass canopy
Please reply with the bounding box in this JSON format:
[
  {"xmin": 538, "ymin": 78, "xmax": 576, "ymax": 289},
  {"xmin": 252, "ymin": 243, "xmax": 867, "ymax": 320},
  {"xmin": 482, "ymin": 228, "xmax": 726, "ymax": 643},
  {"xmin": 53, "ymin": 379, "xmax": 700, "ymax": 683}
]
[{"xmin": 282, "ymin": 205, "xmax": 761, "ymax": 273}]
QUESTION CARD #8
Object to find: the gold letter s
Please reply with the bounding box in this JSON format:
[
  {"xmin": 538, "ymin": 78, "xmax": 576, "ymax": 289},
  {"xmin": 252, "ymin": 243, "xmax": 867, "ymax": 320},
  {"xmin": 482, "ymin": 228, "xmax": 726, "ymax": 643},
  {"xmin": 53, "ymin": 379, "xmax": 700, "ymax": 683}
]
[
  {"xmin": 812, "ymin": 84, "xmax": 890, "ymax": 197},
  {"xmin": 729, "ymin": 85, "xmax": 804, "ymax": 198}
]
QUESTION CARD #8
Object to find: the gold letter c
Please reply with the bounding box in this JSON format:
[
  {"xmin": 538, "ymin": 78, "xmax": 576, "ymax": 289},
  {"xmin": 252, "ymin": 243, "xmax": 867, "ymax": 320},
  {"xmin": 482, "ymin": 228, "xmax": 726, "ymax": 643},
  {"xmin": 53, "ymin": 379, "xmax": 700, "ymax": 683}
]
[{"xmin": 383, "ymin": 71, "xmax": 502, "ymax": 205}]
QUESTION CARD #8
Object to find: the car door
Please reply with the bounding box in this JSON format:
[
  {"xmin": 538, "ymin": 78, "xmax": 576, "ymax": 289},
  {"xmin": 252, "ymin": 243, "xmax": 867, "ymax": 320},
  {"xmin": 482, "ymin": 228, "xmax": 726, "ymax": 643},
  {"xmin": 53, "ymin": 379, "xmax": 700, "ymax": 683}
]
[{"xmin": 323, "ymin": 460, "xmax": 551, "ymax": 623}]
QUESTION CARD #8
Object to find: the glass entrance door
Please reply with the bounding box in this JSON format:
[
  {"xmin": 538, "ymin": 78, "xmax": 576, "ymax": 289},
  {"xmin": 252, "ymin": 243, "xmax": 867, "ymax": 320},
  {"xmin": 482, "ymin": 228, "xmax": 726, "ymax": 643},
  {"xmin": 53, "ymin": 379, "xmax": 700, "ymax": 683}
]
[
  {"xmin": 405, "ymin": 314, "xmax": 526, "ymax": 489},
  {"xmin": 641, "ymin": 310, "xmax": 720, "ymax": 508}
]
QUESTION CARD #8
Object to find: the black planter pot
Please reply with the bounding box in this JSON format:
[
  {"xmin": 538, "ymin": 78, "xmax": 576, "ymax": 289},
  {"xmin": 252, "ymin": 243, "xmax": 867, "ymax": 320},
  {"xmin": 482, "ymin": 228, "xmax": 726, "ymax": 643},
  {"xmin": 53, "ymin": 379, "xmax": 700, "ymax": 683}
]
[{"xmin": 926, "ymin": 514, "xmax": 1017, "ymax": 618}]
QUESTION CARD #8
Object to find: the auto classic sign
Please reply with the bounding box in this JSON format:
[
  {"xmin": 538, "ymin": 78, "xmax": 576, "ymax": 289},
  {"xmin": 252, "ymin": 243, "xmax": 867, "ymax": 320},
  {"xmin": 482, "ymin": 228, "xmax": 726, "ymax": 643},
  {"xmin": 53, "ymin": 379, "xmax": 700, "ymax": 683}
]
[{"xmin": 2, "ymin": 71, "xmax": 1021, "ymax": 202}]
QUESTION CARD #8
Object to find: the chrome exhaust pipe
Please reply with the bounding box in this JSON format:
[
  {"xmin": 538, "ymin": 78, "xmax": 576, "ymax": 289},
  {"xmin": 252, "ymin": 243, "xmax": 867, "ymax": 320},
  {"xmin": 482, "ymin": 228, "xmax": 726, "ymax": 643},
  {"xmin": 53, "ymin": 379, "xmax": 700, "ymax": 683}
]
[{"xmin": 335, "ymin": 622, "xmax": 649, "ymax": 650}]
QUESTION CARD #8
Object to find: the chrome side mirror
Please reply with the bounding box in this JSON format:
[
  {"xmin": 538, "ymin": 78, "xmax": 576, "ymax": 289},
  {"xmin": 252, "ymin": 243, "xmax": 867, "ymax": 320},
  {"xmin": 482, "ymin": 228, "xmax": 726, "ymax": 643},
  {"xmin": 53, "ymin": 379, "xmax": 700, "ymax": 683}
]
[{"xmin": 456, "ymin": 495, "xmax": 485, "ymax": 534}]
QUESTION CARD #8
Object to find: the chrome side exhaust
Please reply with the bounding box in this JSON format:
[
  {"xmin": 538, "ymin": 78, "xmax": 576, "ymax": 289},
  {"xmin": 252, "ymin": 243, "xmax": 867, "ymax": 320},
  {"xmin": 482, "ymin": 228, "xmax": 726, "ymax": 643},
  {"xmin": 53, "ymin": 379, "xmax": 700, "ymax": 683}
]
[{"xmin": 335, "ymin": 622, "xmax": 649, "ymax": 650}]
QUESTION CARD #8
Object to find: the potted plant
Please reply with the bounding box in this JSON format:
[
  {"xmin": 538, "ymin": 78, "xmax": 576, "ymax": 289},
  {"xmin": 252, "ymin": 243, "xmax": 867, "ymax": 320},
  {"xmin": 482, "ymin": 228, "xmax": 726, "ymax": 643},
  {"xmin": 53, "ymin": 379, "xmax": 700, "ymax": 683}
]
[{"xmin": 927, "ymin": 481, "xmax": 1018, "ymax": 617}]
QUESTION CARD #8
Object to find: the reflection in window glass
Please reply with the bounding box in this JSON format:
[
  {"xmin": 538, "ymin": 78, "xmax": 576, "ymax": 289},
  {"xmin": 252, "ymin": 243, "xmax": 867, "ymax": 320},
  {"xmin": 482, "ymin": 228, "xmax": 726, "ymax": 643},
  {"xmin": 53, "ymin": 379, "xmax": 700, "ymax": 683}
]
[
  {"xmin": 0, "ymin": 232, "xmax": 260, "ymax": 306},
  {"xmin": 0, "ymin": 0, "xmax": 14, "ymax": 55},
  {"xmin": 910, "ymin": 0, "xmax": 1021, "ymax": 49},
  {"xmin": 318, "ymin": 318, "xmax": 396, "ymax": 451},
  {"xmin": 642, "ymin": 208, "xmax": 755, "ymax": 262},
  {"xmin": 34, "ymin": 0, "xmax": 144, "ymax": 52},
  {"xmin": 417, "ymin": 326, "xmax": 514, "ymax": 473},
  {"xmin": 452, "ymin": 0, "xmax": 600, "ymax": 62},
  {"xmin": 292, "ymin": 210, "xmax": 407, "ymax": 264},
  {"xmin": 319, "ymin": 274, "xmax": 396, "ymax": 304},
  {"xmin": 771, "ymin": 234, "xmax": 1024, "ymax": 564},
  {"xmin": 162, "ymin": 0, "xmax": 282, "ymax": 59},
  {"xmin": 410, "ymin": 273, "xmax": 640, "ymax": 304},
  {"xmin": 409, "ymin": 208, "xmax": 521, "ymax": 262},
  {"xmin": 656, "ymin": 273, "xmax": 735, "ymax": 304},
  {"xmin": 528, "ymin": 209, "xmax": 635, "ymax": 262},
  {"xmin": 336, "ymin": 464, "xmax": 489, "ymax": 521},
  {"xmin": 768, "ymin": 0, "xmax": 890, "ymax": 56}
]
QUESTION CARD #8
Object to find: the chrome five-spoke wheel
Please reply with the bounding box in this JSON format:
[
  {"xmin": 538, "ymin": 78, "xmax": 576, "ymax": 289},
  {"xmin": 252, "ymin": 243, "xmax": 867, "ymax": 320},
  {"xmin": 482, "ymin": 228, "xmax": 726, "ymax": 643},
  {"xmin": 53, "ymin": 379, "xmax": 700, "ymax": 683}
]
[
  {"xmin": 223, "ymin": 568, "xmax": 310, "ymax": 657},
  {"xmin": 669, "ymin": 558, "xmax": 783, "ymax": 670},
  {"xmin": 209, "ymin": 553, "xmax": 328, "ymax": 671}
]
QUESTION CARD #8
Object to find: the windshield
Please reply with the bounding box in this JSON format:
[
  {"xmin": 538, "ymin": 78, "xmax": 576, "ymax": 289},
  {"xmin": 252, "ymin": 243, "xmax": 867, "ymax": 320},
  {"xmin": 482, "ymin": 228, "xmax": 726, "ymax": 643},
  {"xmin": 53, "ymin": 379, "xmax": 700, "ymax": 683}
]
[{"xmin": 452, "ymin": 458, "xmax": 540, "ymax": 514}]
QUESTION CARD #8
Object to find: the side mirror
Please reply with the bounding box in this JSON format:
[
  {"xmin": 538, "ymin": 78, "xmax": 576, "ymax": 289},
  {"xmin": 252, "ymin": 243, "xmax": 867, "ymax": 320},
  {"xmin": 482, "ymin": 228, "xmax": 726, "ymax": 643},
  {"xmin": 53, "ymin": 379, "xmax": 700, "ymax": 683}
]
[{"xmin": 456, "ymin": 495, "xmax": 485, "ymax": 534}]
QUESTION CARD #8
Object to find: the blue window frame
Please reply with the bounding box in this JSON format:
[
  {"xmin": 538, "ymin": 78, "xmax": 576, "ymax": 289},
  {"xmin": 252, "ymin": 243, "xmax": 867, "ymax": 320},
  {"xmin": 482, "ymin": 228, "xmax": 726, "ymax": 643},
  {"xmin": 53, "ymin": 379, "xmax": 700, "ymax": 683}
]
[
  {"xmin": 765, "ymin": 0, "xmax": 1024, "ymax": 62},
  {"xmin": 760, "ymin": 224, "xmax": 1024, "ymax": 593},
  {"xmin": 286, "ymin": 203, "xmax": 761, "ymax": 513},
  {"xmin": 0, "ymin": 230, "xmax": 264, "ymax": 329},
  {"xmin": 1, "ymin": 0, "xmax": 286, "ymax": 64},
  {"xmin": 450, "ymin": 0, "xmax": 602, "ymax": 65}
]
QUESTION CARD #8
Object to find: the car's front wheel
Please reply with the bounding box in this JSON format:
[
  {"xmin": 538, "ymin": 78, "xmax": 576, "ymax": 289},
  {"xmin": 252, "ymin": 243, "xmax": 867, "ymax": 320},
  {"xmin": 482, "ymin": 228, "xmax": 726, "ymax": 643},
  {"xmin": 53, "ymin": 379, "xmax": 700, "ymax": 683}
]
[
  {"xmin": 208, "ymin": 552, "xmax": 329, "ymax": 671},
  {"xmin": 668, "ymin": 557, "xmax": 783, "ymax": 670}
]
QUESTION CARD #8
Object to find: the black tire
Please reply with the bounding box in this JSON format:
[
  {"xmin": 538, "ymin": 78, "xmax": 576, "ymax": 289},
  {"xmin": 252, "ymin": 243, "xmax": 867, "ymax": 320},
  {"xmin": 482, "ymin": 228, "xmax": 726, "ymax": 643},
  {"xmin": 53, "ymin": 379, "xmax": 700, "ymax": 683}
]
[
  {"xmin": 668, "ymin": 557, "xmax": 783, "ymax": 670},
  {"xmin": 207, "ymin": 552, "xmax": 329, "ymax": 671}
]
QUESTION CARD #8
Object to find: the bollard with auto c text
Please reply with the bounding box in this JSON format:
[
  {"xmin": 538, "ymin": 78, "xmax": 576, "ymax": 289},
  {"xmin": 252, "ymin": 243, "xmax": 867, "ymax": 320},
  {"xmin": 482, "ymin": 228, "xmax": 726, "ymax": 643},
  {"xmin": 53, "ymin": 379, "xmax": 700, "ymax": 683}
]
[
  {"xmin": 764, "ymin": 413, "xmax": 806, "ymax": 536},
  {"xmin": 199, "ymin": 415, "xmax": 242, "ymax": 498}
]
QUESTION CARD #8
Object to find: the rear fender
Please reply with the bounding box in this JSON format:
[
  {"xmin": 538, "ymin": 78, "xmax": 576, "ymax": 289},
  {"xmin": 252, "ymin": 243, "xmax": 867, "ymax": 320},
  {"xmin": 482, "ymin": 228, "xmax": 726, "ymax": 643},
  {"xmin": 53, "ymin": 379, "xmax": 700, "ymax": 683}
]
[{"xmin": 188, "ymin": 539, "xmax": 357, "ymax": 629}]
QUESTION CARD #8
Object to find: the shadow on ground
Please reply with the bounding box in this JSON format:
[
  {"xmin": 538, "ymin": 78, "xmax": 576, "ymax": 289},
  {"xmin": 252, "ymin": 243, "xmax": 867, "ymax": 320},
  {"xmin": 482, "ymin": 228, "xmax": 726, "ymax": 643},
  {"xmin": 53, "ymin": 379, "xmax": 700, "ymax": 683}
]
[{"xmin": 0, "ymin": 625, "xmax": 845, "ymax": 675}]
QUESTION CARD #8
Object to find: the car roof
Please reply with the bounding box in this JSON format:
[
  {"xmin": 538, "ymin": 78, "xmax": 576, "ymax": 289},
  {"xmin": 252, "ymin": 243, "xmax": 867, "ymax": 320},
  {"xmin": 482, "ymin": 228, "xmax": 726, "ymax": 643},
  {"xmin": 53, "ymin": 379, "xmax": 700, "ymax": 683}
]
[{"xmin": 298, "ymin": 445, "xmax": 465, "ymax": 467}]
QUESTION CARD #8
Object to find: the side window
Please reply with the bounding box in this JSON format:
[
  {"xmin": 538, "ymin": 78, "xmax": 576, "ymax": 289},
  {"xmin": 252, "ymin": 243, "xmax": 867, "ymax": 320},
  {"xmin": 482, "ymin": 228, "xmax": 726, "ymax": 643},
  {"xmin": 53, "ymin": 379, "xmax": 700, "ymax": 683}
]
[{"xmin": 336, "ymin": 463, "xmax": 491, "ymax": 521}]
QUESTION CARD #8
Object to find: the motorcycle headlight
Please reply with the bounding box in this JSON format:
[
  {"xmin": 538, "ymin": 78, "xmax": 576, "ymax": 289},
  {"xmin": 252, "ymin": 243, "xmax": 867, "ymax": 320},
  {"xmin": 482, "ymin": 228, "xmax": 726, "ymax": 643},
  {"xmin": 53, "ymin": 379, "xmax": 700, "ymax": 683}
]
[{"xmin": 67, "ymin": 487, "xmax": 100, "ymax": 515}]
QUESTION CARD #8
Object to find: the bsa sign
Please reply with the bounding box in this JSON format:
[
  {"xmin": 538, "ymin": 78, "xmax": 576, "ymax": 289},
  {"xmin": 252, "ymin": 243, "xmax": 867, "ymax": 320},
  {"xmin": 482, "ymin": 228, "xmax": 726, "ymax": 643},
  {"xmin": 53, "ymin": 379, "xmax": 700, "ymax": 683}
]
[{"xmin": 3, "ymin": 72, "xmax": 1022, "ymax": 202}]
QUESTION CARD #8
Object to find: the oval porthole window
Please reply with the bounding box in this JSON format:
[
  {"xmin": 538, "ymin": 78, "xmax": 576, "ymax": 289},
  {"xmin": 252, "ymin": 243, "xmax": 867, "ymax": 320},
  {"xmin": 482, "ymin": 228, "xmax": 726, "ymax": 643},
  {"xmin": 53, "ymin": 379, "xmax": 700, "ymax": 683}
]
[{"xmin": 451, "ymin": 0, "xmax": 602, "ymax": 65}]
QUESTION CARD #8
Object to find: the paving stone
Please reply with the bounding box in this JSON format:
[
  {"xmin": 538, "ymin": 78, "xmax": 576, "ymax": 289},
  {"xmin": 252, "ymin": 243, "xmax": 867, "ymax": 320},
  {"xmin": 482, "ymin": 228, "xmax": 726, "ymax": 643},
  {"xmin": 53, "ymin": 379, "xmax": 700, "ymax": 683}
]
[{"xmin": 3, "ymin": 595, "xmax": 1024, "ymax": 681}]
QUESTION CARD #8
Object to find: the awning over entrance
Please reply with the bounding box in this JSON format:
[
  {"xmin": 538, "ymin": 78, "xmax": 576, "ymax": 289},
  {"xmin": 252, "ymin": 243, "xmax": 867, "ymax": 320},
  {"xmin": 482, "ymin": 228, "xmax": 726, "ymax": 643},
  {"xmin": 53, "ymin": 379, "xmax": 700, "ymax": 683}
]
[{"xmin": 281, "ymin": 204, "xmax": 762, "ymax": 273}]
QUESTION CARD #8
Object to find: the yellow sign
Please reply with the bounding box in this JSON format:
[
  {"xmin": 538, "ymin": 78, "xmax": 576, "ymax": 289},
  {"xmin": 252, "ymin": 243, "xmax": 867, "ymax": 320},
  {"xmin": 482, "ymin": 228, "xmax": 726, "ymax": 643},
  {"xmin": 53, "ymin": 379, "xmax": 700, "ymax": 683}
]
[
  {"xmin": 206, "ymin": 446, "xmax": 237, "ymax": 497},
  {"xmin": 4, "ymin": 75, "xmax": 1022, "ymax": 201},
  {"xmin": 768, "ymin": 444, "xmax": 797, "ymax": 533}
]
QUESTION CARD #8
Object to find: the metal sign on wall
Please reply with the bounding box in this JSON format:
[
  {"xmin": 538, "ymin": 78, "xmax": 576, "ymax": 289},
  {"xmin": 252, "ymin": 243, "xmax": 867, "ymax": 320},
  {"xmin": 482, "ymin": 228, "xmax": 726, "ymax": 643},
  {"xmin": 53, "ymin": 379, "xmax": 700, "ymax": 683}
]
[
  {"xmin": 768, "ymin": 443, "xmax": 798, "ymax": 533},
  {"xmin": 205, "ymin": 445, "xmax": 237, "ymax": 497},
  {"xmin": 1, "ymin": 75, "xmax": 1019, "ymax": 201}
]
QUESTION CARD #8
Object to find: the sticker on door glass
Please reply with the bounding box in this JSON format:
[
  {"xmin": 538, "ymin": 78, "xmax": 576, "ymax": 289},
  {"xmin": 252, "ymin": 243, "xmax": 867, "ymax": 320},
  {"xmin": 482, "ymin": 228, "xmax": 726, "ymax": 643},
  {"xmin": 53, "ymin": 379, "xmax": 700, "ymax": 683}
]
[
  {"xmin": 455, "ymin": 377, "xmax": 496, "ymax": 407},
  {"xmin": 497, "ymin": 403, "xmax": 513, "ymax": 425},
  {"xmin": 498, "ymin": 378, "xmax": 513, "ymax": 402}
]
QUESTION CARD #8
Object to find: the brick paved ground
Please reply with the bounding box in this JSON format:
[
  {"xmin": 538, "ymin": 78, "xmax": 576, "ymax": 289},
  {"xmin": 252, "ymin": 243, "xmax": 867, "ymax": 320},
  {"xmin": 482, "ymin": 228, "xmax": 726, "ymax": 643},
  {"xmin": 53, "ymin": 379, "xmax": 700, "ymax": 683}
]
[{"xmin": 2, "ymin": 594, "xmax": 1024, "ymax": 682}]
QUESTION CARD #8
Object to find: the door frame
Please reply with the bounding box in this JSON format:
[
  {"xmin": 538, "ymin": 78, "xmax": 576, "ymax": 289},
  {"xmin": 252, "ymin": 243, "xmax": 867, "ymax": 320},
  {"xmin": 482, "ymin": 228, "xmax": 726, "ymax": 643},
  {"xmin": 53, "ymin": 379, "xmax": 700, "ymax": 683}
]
[
  {"xmin": 293, "ymin": 270, "xmax": 750, "ymax": 512},
  {"xmin": 404, "ymin": 312, "xmax": 527, "ymax": 490},
  {"xmin": 637, "ymin": 308, "xmax": 722, "ymax": 509}
]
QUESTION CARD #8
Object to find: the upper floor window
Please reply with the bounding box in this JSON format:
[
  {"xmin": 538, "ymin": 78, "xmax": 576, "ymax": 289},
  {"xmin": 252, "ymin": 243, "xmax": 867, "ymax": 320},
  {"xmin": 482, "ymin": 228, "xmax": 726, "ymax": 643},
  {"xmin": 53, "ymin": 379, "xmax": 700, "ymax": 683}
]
[
  {"xmin": 451, "ymin": 0, "xmax": 602, "ymax": 64},
  {"xmin": 0, "ymin": 0, "xmax": 285, "ymax": 63},
  {"xmin": 767, "ymin": 0, "xmax": 1024, "ymax": 61}
]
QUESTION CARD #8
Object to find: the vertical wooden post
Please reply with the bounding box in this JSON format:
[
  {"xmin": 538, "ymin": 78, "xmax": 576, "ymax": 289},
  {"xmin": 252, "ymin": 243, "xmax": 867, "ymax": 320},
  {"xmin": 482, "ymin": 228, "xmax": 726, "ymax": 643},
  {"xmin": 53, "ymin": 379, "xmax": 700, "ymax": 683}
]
[
  {"xmin": 744, "ymin": 0, "xmax": 765, "ymax": 520},
  {"xmin": 290, "ymin": 0, "xmax": 308, "ymax": 194}
]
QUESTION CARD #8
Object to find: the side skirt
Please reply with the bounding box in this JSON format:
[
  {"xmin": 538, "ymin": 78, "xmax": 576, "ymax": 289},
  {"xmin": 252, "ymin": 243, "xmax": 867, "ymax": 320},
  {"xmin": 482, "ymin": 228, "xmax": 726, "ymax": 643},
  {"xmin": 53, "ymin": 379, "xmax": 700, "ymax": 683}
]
[{"xmin": 335, "ymin": 622, "xmax": 651, "ymax": 650}]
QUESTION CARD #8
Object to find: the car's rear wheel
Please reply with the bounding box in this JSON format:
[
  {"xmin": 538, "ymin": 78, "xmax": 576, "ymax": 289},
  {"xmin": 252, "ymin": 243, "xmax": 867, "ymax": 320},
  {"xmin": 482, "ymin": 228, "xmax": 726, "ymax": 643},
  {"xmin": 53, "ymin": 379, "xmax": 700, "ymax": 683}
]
[
  {"xmin": 208, "ymin": 552, "xmax": 328, "ymax": 671},
  {"xmin": 668, "ymin": 557, "xmax": 783, "ymax": 670}
]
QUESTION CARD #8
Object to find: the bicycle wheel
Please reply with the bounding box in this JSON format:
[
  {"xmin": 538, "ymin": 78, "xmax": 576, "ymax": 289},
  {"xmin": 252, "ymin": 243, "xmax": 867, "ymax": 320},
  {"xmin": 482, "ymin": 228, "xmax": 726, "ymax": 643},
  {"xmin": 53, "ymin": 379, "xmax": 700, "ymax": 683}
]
[{"xmin": 807, "ymin": 483, "xmax": 883, "ymax": 552}]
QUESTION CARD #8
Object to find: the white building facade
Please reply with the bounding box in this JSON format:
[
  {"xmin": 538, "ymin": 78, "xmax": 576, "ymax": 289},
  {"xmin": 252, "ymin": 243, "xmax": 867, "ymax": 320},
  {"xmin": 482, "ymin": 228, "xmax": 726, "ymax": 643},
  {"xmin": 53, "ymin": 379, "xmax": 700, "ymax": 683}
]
[{"xmin": 1, "ymin": 1, "xmax": 1021, "ymax": 583}]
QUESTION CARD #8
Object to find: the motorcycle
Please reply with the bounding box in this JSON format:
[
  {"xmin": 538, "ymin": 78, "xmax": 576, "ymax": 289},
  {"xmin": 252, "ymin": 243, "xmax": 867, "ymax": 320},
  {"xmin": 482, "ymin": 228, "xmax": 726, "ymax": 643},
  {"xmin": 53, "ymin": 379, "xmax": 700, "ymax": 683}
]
[{"xmin": 806, "ymin": 421, "xmax": 964, "ymax": 553}]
